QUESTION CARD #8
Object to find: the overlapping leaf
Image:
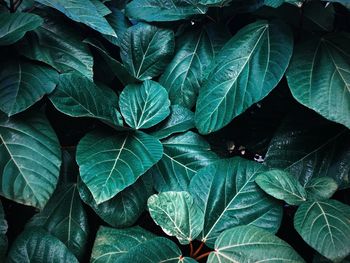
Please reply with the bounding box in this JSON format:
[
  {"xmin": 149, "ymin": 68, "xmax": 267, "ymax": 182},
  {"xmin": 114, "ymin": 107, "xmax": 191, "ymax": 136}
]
[
  {"xmin": 305, "ymin": 177, "xmax": 338, "ymax": 201},
  {"xmin": 103, "ymin": 7, "xmax": 131, "ymax": 46}
]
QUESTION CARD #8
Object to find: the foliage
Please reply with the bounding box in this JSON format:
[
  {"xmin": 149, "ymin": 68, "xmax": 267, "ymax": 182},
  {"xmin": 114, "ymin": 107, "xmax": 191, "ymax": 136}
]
[{"xmin": 0, "ymin": 0, "xmax": 349, "ymax": 262}]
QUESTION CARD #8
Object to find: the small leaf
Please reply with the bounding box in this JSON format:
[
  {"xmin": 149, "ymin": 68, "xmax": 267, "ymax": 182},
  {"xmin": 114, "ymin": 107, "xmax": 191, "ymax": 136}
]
[
  {"xmin": 148, "ymin": 191, "xmax": 204, "ymax": 244},
  {"xmin": 0, "ymin": 12, "xmax": 43, "ymax": 46},
  {"xmin": 305, "ymin": 177, "xmax": 338, "ymax": 201},
  {"xmin": 0, "ymin": 112, "xmax": 61, "ymax": 209},
  {"xmin": 119, "ymin": 80, "xmax": 171, "ymax": 129},
  {"xmin": 76, "ymin": 130, "xmax": 163, "ymax": 204},
  {"xmin": 208, "ymin": 225, "xmax": 305, "ymax": 263},
  {"xmin": 294, "ymin": 200, "xmax": 350, "ymax": 262},
  {"xmin": 120, "ymin": 23, "xmax": 174, "ymax": 80},
  {"xmin": 0, "ymin": 201, "xmax": 7, "ymax": 259},
  {"xmin": 256, "ymin": 169, "xmax": 307, "ymax": 205},
  {"xmin": 6, "ymin": 227, "xmax": 79, "ymax": 263}
]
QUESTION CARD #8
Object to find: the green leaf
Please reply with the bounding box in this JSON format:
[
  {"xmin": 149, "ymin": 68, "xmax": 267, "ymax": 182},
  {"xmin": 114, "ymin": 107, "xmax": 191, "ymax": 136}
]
[
  {"xmin": 303, "ymin": 2, "xmax": 335, "ymax": 32},
  {"xmin": 125, "ymin": 0, "xmax": 207, "ymax": 22},
  {"xmin": 294, "ymin": 200, "xmax": 350, "ymax": 262},
  {"xmin": 6, "ymin": 227, "xmax": 79, "ymax": 263},
  {"xmin": 26, "ymin": 184, "xmax": 89, "ymax": 261},
  {"xmin": 208, "ymin": 225, "xmax": 305, "ymax": 263},
  {"xmin": 195, "ymin": 20, "xmax": 293, "ymax": 134},
  {"xmin": 78, "ymin": 174, "xmax": 153, "ymax": 228},
  {"xmin": 103, "ymin": 7, "xmax": 131, "ymax": 46},
  {"xmin": 0, "ymin": 201, "xmax": 7, "ymax": 259},
  {"xmin": 18, "ymin": 13, "xmax": 94, "ymax": 80},
  {"xmin": 0, "ymin": 112, "xmax": 61, "ymax": 209},
  {"xmin": 91, "ymin": 0, "xmax": 112, "ymax": 16},
  {"xmin": 0, "ymin": 13, "xmax": 43, "ymax": 46},
  {"xmin": 151, "ymin": 131, "xmax": 218, "ymax": 192},
  {"xmin": 286, "ymin": 33, "xmax": 350, "ymax": 128},
  {"xmin": 148, "ymin": 191, "xmax": 204, "ymax": 244},
  {"xmin": 49, "ymin": 73, "xmax": 123, "ymax": 128},
  {"xmin": 76, "ymin": 130, "xmax": 163, "ymax": 204},
  {"xmin": 189, "ymin": 157, "xmax": 282, "ymax": 247},
  {"xmin": 159, "ymin": 24, "xmax": 230, "ymax": 109},
  {"xmin": 305, "ymin": 177, "xmax": 338, "ymax": 201},
  {"xmin": 0, "ymin": 59, "xmax": 59, "ymax": 116},
  {"xmin": 120, "ymin": 23, "xmax": 174, "ymax": 80},
  {"xmin": 34, "ymin": 0, "xmax": 116, "ymax": 37},
  {"xmin": 150, "ymin": 105, "xmax": 195, "ymax": 140},
  {"xmin": 90, "ymin": 226, "xmax": 156, "ymax": 263},
  {"xmin": 119, "ymin": 80, "xmax": 170, "ymax": 129},
  {"xmin": 256, "ymin": 169, "xmax": 307, "ymax": 205},
  {"xmin": 264, "ymin": 0, "xmax": 285, "ymax": 7},
  {"xmin": 328, "ymin": 0, "xmax": 350, "ymax": 10}
]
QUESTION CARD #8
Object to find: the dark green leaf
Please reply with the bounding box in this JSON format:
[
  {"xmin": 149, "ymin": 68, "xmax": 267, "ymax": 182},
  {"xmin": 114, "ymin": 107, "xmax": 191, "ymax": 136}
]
[
  {"xmin": 0, "ymin": 59, "xmax": 58, "ymax": 116},
  {"xmin": 0, "ymin": 201, "xmax": 7, "ymax": 259},
  {"xmin": 305, "ymin": 177, "xmax": 338, "ymax": 201},
  {"xmin": 303, "ymin": 2, "xmax": 335, "ymax": 32},
  {"xmin": 103, "ymin": 7, "xmax": 131, "ymax": 46},
  {"xmin": 195, "ymin": 20, "xmax": 293, "ymax": 134},
  {"xmin": 0, "ymin": 112, "xmax": 61, "ymax": 209},
  {"xmin": 119, "ymin": 80, "xmax": 170, "ymax": 129},
  {"xmin": 120, "ymin": 23, "xmax": 174, "ymax": 80},
  {"xmin": 0, "ymin": 13, "xmax": 43, "ymax": 46}
]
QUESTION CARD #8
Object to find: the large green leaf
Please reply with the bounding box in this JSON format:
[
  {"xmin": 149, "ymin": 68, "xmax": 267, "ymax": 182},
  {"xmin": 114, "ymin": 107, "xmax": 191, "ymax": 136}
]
[
  {"xmin": 78, "ymin": 174, "xmax": 153, "ymax": 228},
  {"xmin": 18, "ymin": 12, "xmax": 94, "ymax": 80},
  {"xmin": 119, "ymin": 80, "xmax": 170, "ymax": 129},
  {"xmin": 148, "ymin": 191, "xmax": 204, "ymax": 245},
  {"xmin": 76, "ymin": 130, "xmax": 163, "ymax": 204},
  {"xmin": 195, "ymin": 20, "xmax": 293, "ymax": 134},
  {"xmin": 189, "ymin": 157, "xmax": 282, "ymax": 247},
  {"xmin": 49, "ymin": 73, "xmax": 123, "ymax": 128},
  {"xmin": 150, "ymin": 105, "xmax": 195, "ymax": 140},
  {"xmin": 120, "ymin": 23, "xmax": 174, "ymax": 80},
  {"xmin": 264, "ymin": 111, "xmax": 350, "ymax": 188},
  {"xmin": 0, "ymin": 13, "xmax": 43, "ymax": 46},
  {"xmin": 6, "ymin": 227, "xmax": 79, "ymax": 263},
  {"xmin": 26, "ymin": 183, "xmax": 89, "ymax": 261},
  {"xmin": 256, "ymin": 169, "xmax": 307, "ymax": 205},
  {"xmin": 90, "ymin": 226, "xmax": 155, "ymax": 263},
  {"xmin": 151, "ymin": 131, "xmax": 218, "ymax": 192},
  {"xmin": 286, "ymin": 33, "xmax": 350, "ymax": 128},
  {"xmin": 208, "ymin": 225, "xmax": 305, "ymax": 263},
  {"xmin": 0, "ymin": 59, "xmax": 59, "ymax": 116},
  {"xmin": 0, "ymin": 201, "xmax": 7, "ymax": 259},
  {"xmin": 0, "ymin": 112, "xmax": 61, "ymax": 209},
  {"xmin": 305, "ymin": 177, "xmax": 338, "ymax": 201},
  {"xmin": 294, "ymin": 200, "xmax": 350, "ymax": 262},
  {"xmin": 159, "ymin": 24, "xmax": 230, "ymax": 109},
  {"xmin": 125, "ymin": 0, "xmax": 207, "ymax": 22},
  {"xmin": 34, "ymin": 0, "xmax": 116, "ymax": 37}
]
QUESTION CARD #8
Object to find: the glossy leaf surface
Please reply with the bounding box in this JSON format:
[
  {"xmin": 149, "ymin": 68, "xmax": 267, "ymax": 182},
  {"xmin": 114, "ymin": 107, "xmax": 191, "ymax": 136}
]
[{"xmin": 305, "ymin": 177, "xmax": 338, "ymax": 201}]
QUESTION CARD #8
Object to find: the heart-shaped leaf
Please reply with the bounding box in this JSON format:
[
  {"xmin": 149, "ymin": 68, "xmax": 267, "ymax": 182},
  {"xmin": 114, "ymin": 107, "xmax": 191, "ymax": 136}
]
[
  {"xmin": 294, "ymin": 200, "xmax": 350, "ymax": 262},
  {"xmin": 148, "ymin": 191, "xmax": 204, "ymax": 244},
  {"xmin": 119, "ymin": 80, "xmax": 171, "ymax": 129},
  {"xmin": 195, "ymin": 20, "xmax": 293, "ymax": 134},
  {"xmin": 76, "ymin": 130, "xmax": 163, "ymax": 204},
  {"xmin": 0, "ymin": 201, "xmax": 7, "ymax": 259},
  {"xmin": 305, "ymin": 177, "xmax": 338, "ymax": 201},
  {"xmin": 0, "ymin": 112, "xmax": 61, "ymax": 209}
]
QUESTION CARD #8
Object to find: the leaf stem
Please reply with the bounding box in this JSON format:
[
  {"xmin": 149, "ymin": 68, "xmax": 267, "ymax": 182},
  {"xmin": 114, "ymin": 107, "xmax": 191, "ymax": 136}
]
[
  {"xmin": 192, "ymin": 242, "xmax": 204, "ymax": 258},
  {"xmin": 189, "ymin": 241, "xmax": 194, "ymax": 257},
  {"xmin": 195, "ymin": 251, "xmax": 212, "ymax": 261}
]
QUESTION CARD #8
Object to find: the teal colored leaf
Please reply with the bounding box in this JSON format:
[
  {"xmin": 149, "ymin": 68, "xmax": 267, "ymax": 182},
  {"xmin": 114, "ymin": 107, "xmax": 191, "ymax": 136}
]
[
  {"xmin": 150, "ymin": 105, "xmax": 195, "ymax": 140},
  {"xmin": 0, "ymin": 112, "xmax": 61, "ymax": 209},
  {"xmin": 151, "ymin": 131, "xmax": 218, "ymax": 192},
  {"xmin": 91, "ymin": 0, "xmax": 112, "ymax": 16},
  {"xmin": 0, "ymin": 13, "xmax": 43, "ymax": 46},
  {"xmin": 125, "ymin": 0, "xmax": 207, "ymax": 22},
  {"xmin": 6, "ymin": 227, "xmax": 79, "ymax": 263},
  {"xmin": 103, "ymin": 7, "xmax": 131, "ymax": 46},
  {"xmin": 0, "ymin": 59, "xmax": 59, "ymax": 116},
  {"xmin": 34, "ymin": 0, "xmax": 116, "ymax": 37},
  {"xmin": 90, "ymin": 226, "xmax": 156, "ymax": 263},
  {"xmin": 49, "ymin": 73, "xmax": 123, "ymax": 128},
  {"xmin": 78, "ymin": 174, "xmax": 153, "ymax": 228},
  {"xmin": 18, "ymin": 12, "xmax": 94, "ymax": 80},
  {"xmin": 159, "ymin": 24, "xmax": 230, "ymax": 109},
  {"xmin": 76, "ymin": 130, "xmax": 163, "ymax": 204},
  {"xmin": 264, "ymin": 0, "xmax": 285, "ymax": 7},
  {"xmin": 26, "ymin": 184, "xmax": 89, "ymax": 261},
  {"xmin": 208, "ymin": 225, "xmax": 305, "ymax": 263},
  {"xmin": 148, "ymin": 191, "xmax": 204, "ymax": 244},
  {"xmin": 286, "ymin": 33, "xmax": 350, "ymax": 128},
  {"xmin": 294, "ymin": 200, "xmax": 350, "ymax": 262},
  {"xmin": 189, "ymin": 157, "xmax": 282, "ymax": 247},
  {"xmin": 195, "ymin": 20, "xmax": 293, "ymax": 134},
  {"xmin": 305, "ymin": 177, "xmax": 338, "ymax": 201},
  {"xmin": 256, "ymin": 169, "xmax": 307, "ymax": 205},
  {"xmin": 0, "ymin": 201, "xmax": 7, "ymax": 259},
  {"xmin": 120, "ymin": 23, "xmax": 174, "ymax": 80},
  {"xmin": 119, "ymin": 80, "xmax": 170, "ymax": 129}
]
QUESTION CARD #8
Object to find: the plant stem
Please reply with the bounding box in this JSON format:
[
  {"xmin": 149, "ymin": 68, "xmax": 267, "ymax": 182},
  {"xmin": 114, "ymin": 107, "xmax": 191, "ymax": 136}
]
[
  {"xmin": 189, "ymin": 241, "xmax": 194, "ymax": 257},
  {"xmin": 195, "ymin": 251, "xmax": 212, "ymax": 261},
  {"xmin": 192, "ymin": 242, "xmax": 204, "ymax": 258}
]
